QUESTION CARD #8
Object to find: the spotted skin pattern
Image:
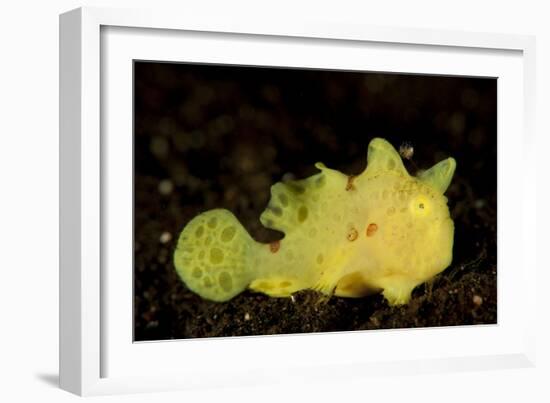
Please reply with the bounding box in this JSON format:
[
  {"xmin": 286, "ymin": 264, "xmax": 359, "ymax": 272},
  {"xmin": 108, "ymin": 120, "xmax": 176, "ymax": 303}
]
[{"xmin": 174, "ymin": 138, "xmax": 456, "ymax": 305}]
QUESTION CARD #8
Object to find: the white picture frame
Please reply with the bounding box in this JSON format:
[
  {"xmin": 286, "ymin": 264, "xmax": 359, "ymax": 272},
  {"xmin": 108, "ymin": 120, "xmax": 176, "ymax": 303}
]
[{"xmin": 59, "ymin": 6, "xmax": 537, "ymax": 396}]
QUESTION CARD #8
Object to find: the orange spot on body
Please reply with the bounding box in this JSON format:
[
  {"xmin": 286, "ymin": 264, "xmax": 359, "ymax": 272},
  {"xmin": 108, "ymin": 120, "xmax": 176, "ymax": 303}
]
[
  {"xmin": 366, "ymin": 223, "xmax": 378, "ymax": 237},
  {"xmin": 346, "ymin": 176, "xmax": 356, "ymax": 191},
  {"xmin": 347, "ymin": 227, "xmax": 358, "ymax": 241},
  {"xmin": 269, "ymin": 240, "xmax": 281, "ymax": 253}
]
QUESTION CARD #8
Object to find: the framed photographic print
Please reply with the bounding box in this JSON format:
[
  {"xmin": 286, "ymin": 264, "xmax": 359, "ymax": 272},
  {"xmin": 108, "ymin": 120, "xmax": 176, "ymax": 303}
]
[{"xmin": 60, "ymin": 6, "xmax": 537, "ymax": 396}]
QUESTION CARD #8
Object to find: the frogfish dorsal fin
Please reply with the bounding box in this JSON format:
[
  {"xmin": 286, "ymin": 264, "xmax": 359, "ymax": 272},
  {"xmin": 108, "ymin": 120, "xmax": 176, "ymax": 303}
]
[
  {"xmin": 259, "ymin": 162, "xmax": 346, "ymax": 234},
  {"xmin": 363, "ymin": 137, "xmax": 409, "ymax": 177},
  {"xmin": 417, "ymin": 157, "xmax": 456, "ymax": 194}
]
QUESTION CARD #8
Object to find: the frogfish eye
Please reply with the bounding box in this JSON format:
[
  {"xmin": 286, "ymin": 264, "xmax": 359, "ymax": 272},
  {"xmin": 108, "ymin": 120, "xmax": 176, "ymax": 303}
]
[{"xmin": 410, "ymin": 195, "xmax": 431, "ymax": 216}]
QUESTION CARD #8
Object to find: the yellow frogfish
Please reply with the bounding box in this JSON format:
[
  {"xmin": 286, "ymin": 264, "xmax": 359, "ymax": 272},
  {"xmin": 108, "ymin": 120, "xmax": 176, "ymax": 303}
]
[{"xmin": 173, "ymin": 138, "xmax": 456, "ymax": 305}]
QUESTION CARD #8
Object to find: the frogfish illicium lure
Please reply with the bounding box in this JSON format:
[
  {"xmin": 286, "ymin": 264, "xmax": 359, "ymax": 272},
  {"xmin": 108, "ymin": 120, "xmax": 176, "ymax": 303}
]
[{"xmin": 173, "ymin": 138, "xmax": 456, "ymax": 305}]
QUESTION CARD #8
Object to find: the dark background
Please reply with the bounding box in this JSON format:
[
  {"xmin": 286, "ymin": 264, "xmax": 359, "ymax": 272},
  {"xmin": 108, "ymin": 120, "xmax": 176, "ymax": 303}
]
[{"xmin": 134, "ymin": 61, "xmax": 497, "ymax": 341}]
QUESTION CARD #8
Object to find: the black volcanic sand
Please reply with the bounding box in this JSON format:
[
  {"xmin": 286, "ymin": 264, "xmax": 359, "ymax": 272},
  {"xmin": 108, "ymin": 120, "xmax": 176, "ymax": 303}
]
[{"xmin": 134, "ymin": 62, "xmax": 497, "ymax": 340}]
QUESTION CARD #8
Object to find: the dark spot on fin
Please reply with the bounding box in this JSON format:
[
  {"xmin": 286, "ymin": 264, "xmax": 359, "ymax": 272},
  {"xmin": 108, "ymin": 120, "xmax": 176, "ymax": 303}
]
[
  {"xmin": 285, "ymin": 182, "xmax": 305, "ymax": 195},
  {"xmin": 268, "ymin": 205, "xmax": 283, "ymax": 217}
]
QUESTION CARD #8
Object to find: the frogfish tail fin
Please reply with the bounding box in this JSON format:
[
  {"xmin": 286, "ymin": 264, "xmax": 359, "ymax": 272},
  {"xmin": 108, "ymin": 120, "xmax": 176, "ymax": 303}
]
[{"xmin": 173, "ymin": 209, "xmax": 257, "ymax": 302}]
